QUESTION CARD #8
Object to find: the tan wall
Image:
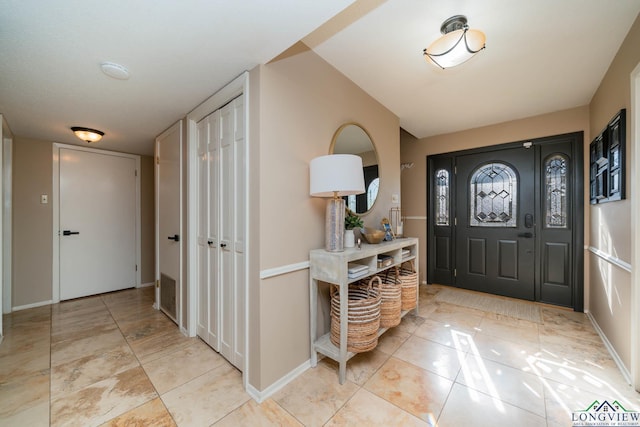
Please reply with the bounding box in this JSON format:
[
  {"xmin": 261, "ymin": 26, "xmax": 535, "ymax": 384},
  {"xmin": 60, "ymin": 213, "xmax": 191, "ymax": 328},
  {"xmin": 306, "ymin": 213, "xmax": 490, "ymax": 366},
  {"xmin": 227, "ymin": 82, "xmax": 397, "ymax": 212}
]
[
  {"xmin": 139, "ymin": 155, "xmax": 155, "ymax": 284},
  {"xmin": 11, "ymin": 137, "xmax": 156, "ymax": 307},
  {"xmin": 400, "ymin": 107, "xmax": 590, "ymax": 289},
  {"xmin": 13, "ymin": 137, "xmax": 53, "ymax": 306},
  {"xmin": 251, "ymin": 47, "xmax": 400, "ymax": 390},
  {"xmin": 587, "ymin": 13, "xmax": 640, "ymax": 371}
]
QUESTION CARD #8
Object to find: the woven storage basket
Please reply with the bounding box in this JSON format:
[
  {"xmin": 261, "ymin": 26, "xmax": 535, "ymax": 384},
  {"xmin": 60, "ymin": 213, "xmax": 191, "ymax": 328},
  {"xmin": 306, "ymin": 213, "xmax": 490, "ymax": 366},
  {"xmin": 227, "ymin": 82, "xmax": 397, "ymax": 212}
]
[
  {"xmin": 379, "ymin": 268, "xmax": 402, "ymax": 328},
  {"xmin": 398, "ymin": 260, "xmax": 418, "ymax": 310},
  {"xmin": 330, "ymin": 276, "xmax": 381, "ymax": 353}
]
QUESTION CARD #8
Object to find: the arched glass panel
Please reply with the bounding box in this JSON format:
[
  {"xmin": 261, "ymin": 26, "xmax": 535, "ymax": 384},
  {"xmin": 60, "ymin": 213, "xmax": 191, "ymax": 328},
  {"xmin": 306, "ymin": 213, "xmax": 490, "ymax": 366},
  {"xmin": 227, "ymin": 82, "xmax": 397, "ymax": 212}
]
[
  {"xmin": 435, "ymin": 169, "xmax": 449, "ymax": 226},
  {"xmin": 545, "ymin": 154, "xmax": 568, "ymax": 228},
  {"xmin": 470, "ymin": 162, "xmax": 518, "ymax": 227}
]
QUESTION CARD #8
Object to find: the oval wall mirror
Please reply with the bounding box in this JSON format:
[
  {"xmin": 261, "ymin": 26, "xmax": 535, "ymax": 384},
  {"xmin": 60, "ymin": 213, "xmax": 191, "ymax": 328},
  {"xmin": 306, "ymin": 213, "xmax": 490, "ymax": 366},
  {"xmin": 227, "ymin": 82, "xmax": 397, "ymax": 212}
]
[{"xmin": 330, "ymin": 123, "xmax": 379, "ymax": 214}]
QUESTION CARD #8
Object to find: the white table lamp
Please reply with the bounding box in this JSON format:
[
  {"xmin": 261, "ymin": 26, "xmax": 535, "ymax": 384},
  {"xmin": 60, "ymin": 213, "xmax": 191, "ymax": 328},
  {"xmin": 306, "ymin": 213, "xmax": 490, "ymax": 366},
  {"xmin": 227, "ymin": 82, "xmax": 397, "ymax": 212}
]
[{"xmin": 310, "ymin": 154, "xmax": 365, "ymax": 252}]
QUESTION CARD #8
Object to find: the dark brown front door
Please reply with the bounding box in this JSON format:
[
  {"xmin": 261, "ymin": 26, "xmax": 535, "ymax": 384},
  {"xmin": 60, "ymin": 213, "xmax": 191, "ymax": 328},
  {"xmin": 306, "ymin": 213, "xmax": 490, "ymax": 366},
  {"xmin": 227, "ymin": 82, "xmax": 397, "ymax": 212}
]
[
  {"xmin": 427, "ymin": 132, "xmax": 584, "ymax": 310},
  {"xmin": 455, "ymin": 147, "xmax": 536, "ymax": 300}
]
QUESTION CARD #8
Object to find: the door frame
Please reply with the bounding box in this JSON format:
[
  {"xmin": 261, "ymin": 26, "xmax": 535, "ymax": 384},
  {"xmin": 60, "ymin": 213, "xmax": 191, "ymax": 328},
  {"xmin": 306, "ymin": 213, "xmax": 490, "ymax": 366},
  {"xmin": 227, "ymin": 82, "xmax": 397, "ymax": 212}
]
[
  {"xmin": 427, "ymin": 132, "xmax": 584, "ymax": 310},
  {"xmin": 186, "ymin": 72, "xmax": 250, "ymax": 386},
  {"xmin": 2, "ymin": 116, "xmax": 12, "ymax": 315},
  {"xmin": 630, "ymin": 61, "xmax": 640, "ymax": 391},
  {"xmin": 52, "ymin": 143, "xmax": 141, "ymax": 303}
]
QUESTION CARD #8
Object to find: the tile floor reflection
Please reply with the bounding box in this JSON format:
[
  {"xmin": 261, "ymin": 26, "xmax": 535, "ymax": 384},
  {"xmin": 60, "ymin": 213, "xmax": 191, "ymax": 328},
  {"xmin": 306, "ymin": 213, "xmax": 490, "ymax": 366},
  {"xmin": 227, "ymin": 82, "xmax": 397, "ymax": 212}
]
[{"xmin": 1, "ymin": 284, "xmax": 639, "ymax": 426}]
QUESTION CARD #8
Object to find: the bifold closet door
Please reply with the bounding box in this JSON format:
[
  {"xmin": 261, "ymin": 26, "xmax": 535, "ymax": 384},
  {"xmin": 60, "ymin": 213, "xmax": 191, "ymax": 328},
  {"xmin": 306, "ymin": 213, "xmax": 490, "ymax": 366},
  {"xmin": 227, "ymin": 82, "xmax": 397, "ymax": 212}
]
[
  {"xmin": 196, "ymin": 95, "xmax": 245, "ymax": 370},
  {"xmin": 196, "ymin": 113, "xmax": 219, "ymax": 349}
]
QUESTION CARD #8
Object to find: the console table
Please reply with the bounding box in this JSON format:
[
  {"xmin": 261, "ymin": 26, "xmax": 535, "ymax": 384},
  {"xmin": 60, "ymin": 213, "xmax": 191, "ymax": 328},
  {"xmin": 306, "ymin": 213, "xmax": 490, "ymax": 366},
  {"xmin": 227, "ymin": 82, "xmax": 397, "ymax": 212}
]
[{"xmin": 309, "ymin": 237, "xmax": 419, "ymax": 383}]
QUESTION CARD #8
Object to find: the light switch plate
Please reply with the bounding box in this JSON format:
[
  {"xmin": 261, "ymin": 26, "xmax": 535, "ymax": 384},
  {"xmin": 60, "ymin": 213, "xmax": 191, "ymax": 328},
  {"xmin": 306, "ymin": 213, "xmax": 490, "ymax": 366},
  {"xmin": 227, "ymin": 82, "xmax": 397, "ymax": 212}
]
[
  {"xmin": 391, "ymin": 194, "xmax": 399, "ymax": 204},
  {"xmin": 41, "ymin": 194, "xmax": 48, "ymax": 204}
]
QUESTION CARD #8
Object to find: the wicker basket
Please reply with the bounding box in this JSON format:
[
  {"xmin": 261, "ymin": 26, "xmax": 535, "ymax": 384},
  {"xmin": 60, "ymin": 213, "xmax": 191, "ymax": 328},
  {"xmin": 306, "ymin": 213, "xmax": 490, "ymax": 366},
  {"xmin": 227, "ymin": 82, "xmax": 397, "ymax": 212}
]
[
  {"xmin": 330, "ymin": 276, "xmax": 381, "ymax": 353},
  {"xmin": 379, "ymin": 268, "xmax": 402, "ymax": 328},
  {"xmin": 398, "ymin": 260, "xmax": 418, "ymax": 310}
]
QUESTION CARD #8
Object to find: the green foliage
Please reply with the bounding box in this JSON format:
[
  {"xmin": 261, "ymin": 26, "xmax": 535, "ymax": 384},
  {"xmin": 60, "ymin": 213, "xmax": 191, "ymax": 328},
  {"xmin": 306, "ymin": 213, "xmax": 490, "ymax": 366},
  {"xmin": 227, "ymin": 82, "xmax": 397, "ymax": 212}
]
[{"xmin": 345, "ymin": 209, "xmax": 364, "ymax": 230}]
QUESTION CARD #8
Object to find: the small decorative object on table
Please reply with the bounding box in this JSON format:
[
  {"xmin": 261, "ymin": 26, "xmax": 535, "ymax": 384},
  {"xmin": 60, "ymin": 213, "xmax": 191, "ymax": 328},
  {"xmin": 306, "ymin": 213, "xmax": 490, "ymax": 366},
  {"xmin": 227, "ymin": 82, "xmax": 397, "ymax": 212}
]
[
  {"xmin": 361, "ymin": 227, "xmax": 385, "ymax": 244},
  {"xmin": 389, "ymin": 207, "xmax": 403, "ymax": 237},
  {"xmin": 344, "ymin": 209, "xmax": 364, "ymax": 248},
  {"xmin": 381, "ymin": 217, "xmax": 395, "ymax": 241}
]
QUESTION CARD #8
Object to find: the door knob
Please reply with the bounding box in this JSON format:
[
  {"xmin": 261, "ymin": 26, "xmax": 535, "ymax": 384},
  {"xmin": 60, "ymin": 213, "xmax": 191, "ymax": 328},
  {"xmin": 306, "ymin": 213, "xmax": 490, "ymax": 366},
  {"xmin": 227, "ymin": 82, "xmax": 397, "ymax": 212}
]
[
  {"xmin": 207, "ymin": 240, "xmax": 214, "ymax": 246},
  {"xmin": 220, "ymin": 243, "xmax": 227, "ymax": 248},
  {"xmin": 62, "ymin": 230, "xmax": 80, "ymax": 236},
  {"xmin": 168, "ymin": 234, "xmax": 180, "ymax": 242}
]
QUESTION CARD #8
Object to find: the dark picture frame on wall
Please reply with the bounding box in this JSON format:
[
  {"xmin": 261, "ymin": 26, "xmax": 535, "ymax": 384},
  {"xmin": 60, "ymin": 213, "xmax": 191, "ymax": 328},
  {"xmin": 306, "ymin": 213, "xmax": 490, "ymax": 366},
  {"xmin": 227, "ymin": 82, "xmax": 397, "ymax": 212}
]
[{"xmin": 589, "ymin": 109, "xmax": 626, "ymax": 204}]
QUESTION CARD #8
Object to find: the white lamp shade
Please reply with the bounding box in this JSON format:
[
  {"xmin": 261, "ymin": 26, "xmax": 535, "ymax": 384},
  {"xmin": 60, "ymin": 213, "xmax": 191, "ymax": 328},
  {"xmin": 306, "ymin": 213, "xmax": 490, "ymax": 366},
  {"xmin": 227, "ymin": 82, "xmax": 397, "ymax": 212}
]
[{"xmin": 310, "ymin": 154, "xmax": 365, "ymax": 197}]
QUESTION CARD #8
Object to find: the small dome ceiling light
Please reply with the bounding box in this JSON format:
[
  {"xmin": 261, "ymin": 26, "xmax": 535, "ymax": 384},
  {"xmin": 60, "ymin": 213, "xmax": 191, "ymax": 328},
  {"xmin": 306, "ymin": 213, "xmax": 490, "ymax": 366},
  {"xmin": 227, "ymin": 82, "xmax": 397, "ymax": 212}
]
[
  {"xmin": 71, "ymin": 127, "xmax": 104, "ymax": 143},
  {"xmin": 100, "ymin": 61, "xmax": 130, "ymax": 80},
  {"xmin": 423, "ymin": 15, "xmax": 486, "ymax": 69}
]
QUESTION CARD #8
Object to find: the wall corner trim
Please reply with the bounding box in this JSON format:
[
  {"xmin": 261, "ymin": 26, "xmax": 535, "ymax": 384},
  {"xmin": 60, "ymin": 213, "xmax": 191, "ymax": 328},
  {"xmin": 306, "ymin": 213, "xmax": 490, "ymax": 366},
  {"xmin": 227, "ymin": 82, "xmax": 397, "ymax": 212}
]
[
  {"xmin": 245, "ymin": 359, "xmax": 311, "ymax": 403},
  {"xmin": 586, "ymin": 311, "xmax": 632, "ymax": 385}
]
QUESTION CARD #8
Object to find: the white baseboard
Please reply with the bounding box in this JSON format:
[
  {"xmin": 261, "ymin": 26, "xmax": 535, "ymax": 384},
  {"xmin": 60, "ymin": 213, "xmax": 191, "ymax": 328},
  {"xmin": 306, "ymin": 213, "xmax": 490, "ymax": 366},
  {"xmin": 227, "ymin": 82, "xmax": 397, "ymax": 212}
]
[
  {"xmin": 586, "ymin": 311, "xmax": 632, "ymax": 385},
  {"xmin": 138, "ymin": 282, "xmax": 155, "ymax": 288},
  {"xmin": 12, "ymin": 300, "xmax": 53, "ymax": 311},
  {"xmin": 246, "ymin": 359, "xmax": 311, "ymax": 403}
]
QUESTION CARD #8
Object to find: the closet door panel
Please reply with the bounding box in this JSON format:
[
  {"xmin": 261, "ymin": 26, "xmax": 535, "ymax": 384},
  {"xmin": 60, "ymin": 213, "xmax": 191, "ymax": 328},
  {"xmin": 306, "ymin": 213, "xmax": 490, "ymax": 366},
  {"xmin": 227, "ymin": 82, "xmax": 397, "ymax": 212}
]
[
  {"xmin": 233, "ymin": 96, "xmax": 246, "ymax": 365},
  {"xmin": 207, "ymin": 113, "xmax": 221, "ymax": 350},
  {"xmin": 219, "ymin": 102, "xmax": 235, "ymax": 363},
  {"xmin": 196, "ymin": 118, "xmax": 209, "ymax": 340}
]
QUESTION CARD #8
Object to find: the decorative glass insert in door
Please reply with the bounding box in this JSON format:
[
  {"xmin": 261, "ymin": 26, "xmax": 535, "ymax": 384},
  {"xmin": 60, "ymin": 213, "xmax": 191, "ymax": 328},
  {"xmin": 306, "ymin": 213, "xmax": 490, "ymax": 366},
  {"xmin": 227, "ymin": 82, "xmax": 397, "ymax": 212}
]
[
  {"xmin": 545, "ymin": 154, "xmax": 568, "ymax": 228},
  {"xmin": 470, "ymin": 162, "xmax": 517, "ymax": 227},
  {"xmin": 435, "ymin": 169, "xmax": 449, "ymax": 226}
]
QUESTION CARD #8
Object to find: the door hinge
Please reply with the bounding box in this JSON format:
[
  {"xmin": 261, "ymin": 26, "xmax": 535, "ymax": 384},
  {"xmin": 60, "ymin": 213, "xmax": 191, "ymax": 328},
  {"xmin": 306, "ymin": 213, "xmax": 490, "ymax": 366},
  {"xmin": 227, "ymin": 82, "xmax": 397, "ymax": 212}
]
[
  {"xmin": 454, "ymin": 269, "xmax": 457, "ymax": 277},
  {"xmin": 454, "ymin": 217, "xmax": 457, "ymax": 226},
  {"xmin": 156, "ymin": 156, "xmax": 160, "ymax": 165},
  {"xmin": 454, "ymin": 166, "xmax": 457, "ymax": 174},
  {"xmin": 155, "ymin": 280, "xmax": 160, "ymax": 288},
  {"xmin": 135, "ymin": 264, "xmax": 138, "ymax": 271},
  {"xmin": 135, "ymin": 169, "xmax": 138, "ymax": 177}
]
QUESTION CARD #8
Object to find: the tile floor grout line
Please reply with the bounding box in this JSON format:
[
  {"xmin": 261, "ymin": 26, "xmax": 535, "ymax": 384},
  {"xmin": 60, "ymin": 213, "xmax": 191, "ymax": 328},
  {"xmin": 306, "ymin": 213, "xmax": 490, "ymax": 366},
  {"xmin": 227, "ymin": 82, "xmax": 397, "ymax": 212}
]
[{"xmin": 102, "ymin": 291, "xmax": 180, "ymax": 426}]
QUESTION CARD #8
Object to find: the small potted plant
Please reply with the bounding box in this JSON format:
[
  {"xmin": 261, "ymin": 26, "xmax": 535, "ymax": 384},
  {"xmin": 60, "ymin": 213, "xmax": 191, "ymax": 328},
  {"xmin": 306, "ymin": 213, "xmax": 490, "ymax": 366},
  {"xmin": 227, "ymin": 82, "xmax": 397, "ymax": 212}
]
[{"xmin": 344, "ymin": 209, "xmax": 364, "ymax": 248}]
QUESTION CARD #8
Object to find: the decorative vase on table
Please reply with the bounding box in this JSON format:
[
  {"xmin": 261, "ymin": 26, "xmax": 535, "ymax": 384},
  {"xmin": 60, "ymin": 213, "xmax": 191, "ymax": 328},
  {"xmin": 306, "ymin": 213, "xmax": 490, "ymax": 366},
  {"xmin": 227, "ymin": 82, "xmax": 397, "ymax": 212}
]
[
  {"xmin": 344, "ymin": 229, "xmax": 355, "ymax": 248},
  {"xmin": 344, "ymin": 209, "xmax": 363, "ymax": 249}
]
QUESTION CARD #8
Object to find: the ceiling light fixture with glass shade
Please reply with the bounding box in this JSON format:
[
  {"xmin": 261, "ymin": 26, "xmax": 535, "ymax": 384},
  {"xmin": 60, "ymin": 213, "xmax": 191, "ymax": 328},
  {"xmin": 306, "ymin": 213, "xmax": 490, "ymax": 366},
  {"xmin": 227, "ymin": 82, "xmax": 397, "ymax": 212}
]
[
  {"xmin": 71, "ymin": 126, "xmax": 104, "ymax": 143},
  {"xmin": 423, "ymin": 15, "xmax": 486, "ymax": 69}
]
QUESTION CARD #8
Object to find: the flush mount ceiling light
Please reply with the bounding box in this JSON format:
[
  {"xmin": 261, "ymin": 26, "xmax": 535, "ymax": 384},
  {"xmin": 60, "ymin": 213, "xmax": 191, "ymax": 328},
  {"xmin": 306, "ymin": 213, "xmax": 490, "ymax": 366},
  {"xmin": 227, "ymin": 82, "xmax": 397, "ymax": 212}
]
[
  {"xmin": 423, "ymin": 15, "xmax": 486, "ymax": 69},
  {"xmin": 100, "ymin": 61, "xmax": 130, "ymax": 80},
  {"xmin": 71, "ymin": 127, "xmax": 104, "ymax": 143}
]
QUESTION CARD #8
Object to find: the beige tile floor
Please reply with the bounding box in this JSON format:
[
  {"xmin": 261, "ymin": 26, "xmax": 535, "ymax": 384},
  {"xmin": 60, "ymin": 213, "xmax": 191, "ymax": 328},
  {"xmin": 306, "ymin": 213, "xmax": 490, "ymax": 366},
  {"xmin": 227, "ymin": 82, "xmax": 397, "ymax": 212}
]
[{"xmin": 1, "ymin": 284, "xmax": 639, "ymax": 426}]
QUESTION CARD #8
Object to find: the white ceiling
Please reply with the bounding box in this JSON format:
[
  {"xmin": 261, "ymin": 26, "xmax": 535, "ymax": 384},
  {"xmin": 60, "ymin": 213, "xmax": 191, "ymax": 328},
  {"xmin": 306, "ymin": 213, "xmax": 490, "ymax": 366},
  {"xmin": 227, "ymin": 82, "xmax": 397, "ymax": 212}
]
[
  {"xmin": 1, "ymin": 0, "xmax": 639, "ymax": 156},
  {"xmin": 310, "ymin": 0, "xmax": 640, "ymax": 140},
  {"xmin": 0, "ymin": 0, "xmax": 354, "ymax": 155}
]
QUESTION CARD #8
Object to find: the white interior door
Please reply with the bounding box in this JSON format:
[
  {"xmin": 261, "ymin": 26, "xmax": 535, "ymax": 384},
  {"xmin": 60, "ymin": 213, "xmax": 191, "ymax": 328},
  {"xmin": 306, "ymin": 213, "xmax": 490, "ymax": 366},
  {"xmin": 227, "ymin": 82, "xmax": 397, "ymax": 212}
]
[
  {"xmin": 156, "ymin": 122, "xmax": 182, "ymax": 323},
  {"xmin": 219, "ymin": 101, "xmax": 234, "ymax": 362},
  {"xmin": 59, "ymin": 148, "xmax": 137, "ymax": 300},
  {"xmin": 196, "ymin": 113, "xmax": 219, "ymax": 349},
  {"xmin": 195, "ymin": 95, "xmax": 245, "ymax": 370},
  {"xmin": 232, "ymin": 96, "xmax": 246, "ymax": 367}
]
